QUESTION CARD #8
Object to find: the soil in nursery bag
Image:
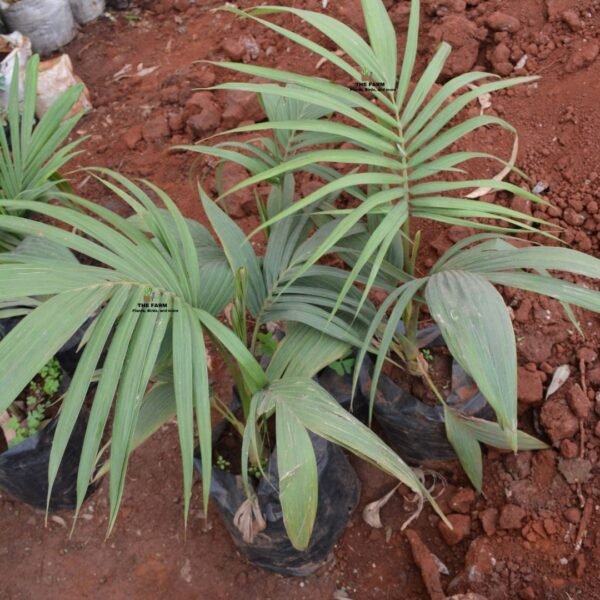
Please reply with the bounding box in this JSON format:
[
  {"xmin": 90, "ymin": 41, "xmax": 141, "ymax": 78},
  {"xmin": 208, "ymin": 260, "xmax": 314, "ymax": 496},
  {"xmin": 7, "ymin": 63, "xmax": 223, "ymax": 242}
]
[
  {"xmin": 315, "ymin": 364, "xmax": 369, "ymax": 423},
  {"xmin": 195, "ymin": 430, "xmax": 361, "ymax": 577},
  {"xmin": 360, "ymin": 349, "xmax": 493, "ymax": 466},
  {"xmin": 0, "ymin": 354, "xmax": 91, "ymax": 511}
]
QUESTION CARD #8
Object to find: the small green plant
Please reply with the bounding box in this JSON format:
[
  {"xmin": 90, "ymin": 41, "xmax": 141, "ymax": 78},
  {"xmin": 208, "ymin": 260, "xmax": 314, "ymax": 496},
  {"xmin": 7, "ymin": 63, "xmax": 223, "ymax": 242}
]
[
  {"xmin": 329, "ymin": 356, "xmax": 355, "ymax": 376},
  {"xmin": 421, "ymin": 348, "xmax": 433, "ymax": 363},
  {"xmin": 247, "ymin": 457, "xmax": 268, "ymax": 479},
  {"xmin": 5, "ymin": 358, "xmax": 61, "ymax": 447},
  {"xmin": 256, "ymin": 331, "xmax": 279, "ymax": 356},
  {"xmin": 216, "ymin": 454, "xmax": 231, "ymax": 471}
]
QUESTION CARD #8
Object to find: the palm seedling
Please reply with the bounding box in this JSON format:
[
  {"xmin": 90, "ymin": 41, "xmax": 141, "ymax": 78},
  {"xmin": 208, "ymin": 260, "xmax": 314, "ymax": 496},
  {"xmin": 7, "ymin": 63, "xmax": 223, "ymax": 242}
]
[
  {"xmin": 0, "ymin": 169, "xmax": 451, "ymax": 550},
  {"xmin": 179, "ymin": 0, "xmax": 600, "ymax": 491},
  {"xmin": 0, "ymin": 54, "xmax": 87, "ymax": 249}
]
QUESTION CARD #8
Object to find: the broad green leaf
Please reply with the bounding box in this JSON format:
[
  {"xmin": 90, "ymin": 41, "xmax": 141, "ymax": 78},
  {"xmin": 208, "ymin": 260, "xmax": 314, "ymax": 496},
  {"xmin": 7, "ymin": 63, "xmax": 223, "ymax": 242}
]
[
  {"xmin": 361, "ymin": 0, "xmax": 397, "ymax": 90},
  {"xmin": 48, "ymin": 285, "xmax": 131, "ymax": 509},
  {"xmin": 396, "ymin": 0, "xmax": 420, "ymax": 108},
  {"xmin": 261, "ymin": 378, "xmax": 447, "ymax": 524},
  {"xmin": 276, "ymin": 400, "xmax": 318, "ymax": 550},
  {"xmin": 76, "ymin": 290, "xmax": 142, "ymax": 511},
  {"xmin": 425, "ymin": 271, "xmax": 517, "ymax": 450},
  {"xmin": 108, "ymin": 290, "xmax": 170, "ymax": 532},
  {"xmin": 187, "ymin": 304, "xmax": 212, "ymax": 517},
  {"xmin": 172, "ymin": 299, "xmax": 195, "ymax": 523},
  {"xmin": 267, "ymin": 323, "xmax": 350, "ymax": 379},
  {"xmin": 484, "ymin": 271, "xmax": 600, "ymax": 313},
  {"xmin": 456, "ymin": 414, "xmax": 548, "ymax": 450},
  {"xmin": 444, "ymin": 406, "xmax": 483, "ymax": 492}
]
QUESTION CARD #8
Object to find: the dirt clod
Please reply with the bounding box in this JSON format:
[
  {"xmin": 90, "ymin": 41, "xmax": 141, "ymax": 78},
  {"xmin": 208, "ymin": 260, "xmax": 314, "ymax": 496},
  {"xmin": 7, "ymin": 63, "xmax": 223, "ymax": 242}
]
[
  {"xmin": 405, "ymin": 529, "xmax": 446, "ymax": 600},
  {"xmin": 486, "ymin": 11, "xmax": 521, "ymax": 32},
  {"xmin": 567, "ymin": 384, "xmax": 591, "ymax": 418},
  {"xmin": 438, "ymin": 514, "xmax": 472, "ymax": 546},
  {"xmin": 480, "ymin": 508, "xmax": 498, "ymax": 536},
  {"xmin": 540, "ymin": 397, "xmax": 580, "ymax": 444},
  {"xmin": 499, "ymin": 505, "xmax": 527, "ymax": 530},
  {"xmin": 517, "ymin": 367, "xmax": 543, "ymax": 404},
  {"xmin": 449, "ymin": 488, "xmax": 476, "ymax": 514}
]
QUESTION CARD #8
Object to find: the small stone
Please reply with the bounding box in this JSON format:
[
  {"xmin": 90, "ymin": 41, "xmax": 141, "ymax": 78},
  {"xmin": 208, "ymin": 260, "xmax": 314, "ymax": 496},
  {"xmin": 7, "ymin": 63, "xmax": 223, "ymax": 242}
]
[
  {"xmin": 558, "ymin": 458, "xmax": 592, "ymax": 484},
  {"xmin": 504, "ymin": 452, "xmax": 532, "ymax": 480},
  {"xmin": 220, "ymin": 89, "xmax": 264, "ymax": 128},
  {"xmin": 167, "ymin": 112, "xmax": 185, "ymax": 132},
  {"xmin": 588, "ymin": 367, "xmax": 600, "ymax": 386},
  {"xmin": 142, "ymin": 116, "xmax": 170, "ymax": 142},
  {"xmin": 563, "ymin": 508, "xmax": 581, "ymax": 524},
  {"xmin": 514, "ymin": 298, "xmax": 532, "ymax": 323},
  {"xmin": 159, "ymin": 85, "xmax": 180, "ymax": 104},
  {"xmin": 428, "ymin": 16, "xmax": 482, "ymax": 77},
  {"xmin": 561, "ymin": 10, "xmax": 581, "ymax": 31},
  {"xmin": 219, "ymin": 163, "xmax": 255, "ymax": 218},
  {"xmin": 540, "ymin": 397, "xmax": 580, "ymax": 444},
  {"xmin": 494, "ymin": 62, "xmax": 514, "ymax": 76},
  {"xmin": 543, "ymin": 518, "xmax": 558, "ymax": 535},
  {"xmin": 192, "ymin": 66, "xmax": 216, "ymax": 88},
  {"xmin": 499, "ymin": 504, "xmax": 526, "ymax": 530},
  {"xmin": 568, "ymin": 384, "xmax": 591, "ymax": 418},
  {"xmin": 438, "ymin": 514, "xmax": 472, "ymax": 545},
  {"xmin": 221, "ymin": 38, "xmax": 245, "ymax": 61},
  {"xmin": 491, "ymin": 42, "xmax": 511, "ymax": 64},
  {"xmin": 577, "ymin": 347, "xmax": 597, "ymax": 364},
  {"xmin": 122, "ymin": 124, "xmax": 143, "ymax": 150},
  {"xmin": 518, "ymin": 332, "xmax": 553, "ymax": 363},
  {"xmin": 518, "ymin": 367, "xmax": 543, "ymax": 404},
  {"xmin": 449, "ymin": 488, "xmax": 476, "ymax": 514},
  {"xmin": 511, "ymin": 196, "xmax": 532, "ymax": 217},
  {"xmin": 480, "ymin": 508, "xmax": 498, "ymax": 536},
  {"xmin": 519, "ymin": 586, "xmax": 536, "ymax": 600},
  {"xmin": 464, "ymin": 537, "xmax": 495, "ymax": 583},
  {"xmin": 566, "ymin": 40, "xmax": 599, "ymax": 73},
  {"xmin": 186, "ymin": 110, "xmax": 220, "ymax": 138},
  {"xmin": 486, "ymin": 12, "xmax": 521, "ymax": 33},
  {"xmin": 185, "ymin": 91, "xmax": 218, "ymax": 114},
  {"xmin": 563, "ymin": 207, "xmax": 585, "ymax": 227},
  {"xmin": 560, "ymin": 438, "xmax": 578, "ymax": 459}
]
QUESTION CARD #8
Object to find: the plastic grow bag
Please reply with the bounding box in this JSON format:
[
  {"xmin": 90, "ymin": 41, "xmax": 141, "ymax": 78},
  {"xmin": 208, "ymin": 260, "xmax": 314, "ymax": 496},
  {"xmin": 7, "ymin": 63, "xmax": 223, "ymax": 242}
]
[
  {"xmin": 195, "ymin": 433, "xmax": 360, "ymax": 577},
  {"xmin": 0, "ymin": 0, "xmax": 76, "ymax": 56},
  {"xmin": 316, "ymin": 364, "xmax": 369, "ymax": 423},
  {"xmin": 70, "ymin": 0, "xmax": 105, "ymax": 24},
  {"xmin": 359, "ymin": 356, "xmax": 493, "ymax": 465},
  {"xmin": 0, "ymin": 412, "xmax": 88, "ymax": 511},
  {"xmin": 106, "ymin": 0, "xmax": 129, "ymax": 8}
]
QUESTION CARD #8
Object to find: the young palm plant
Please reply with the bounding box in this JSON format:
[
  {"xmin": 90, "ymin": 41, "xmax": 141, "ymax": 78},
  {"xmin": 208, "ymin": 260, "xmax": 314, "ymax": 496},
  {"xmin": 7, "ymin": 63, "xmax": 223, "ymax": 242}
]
[
  {"xmin": 0, "ymin": 55, "xmax": 87, "ymax": 249},
  {"xmin": 0, "ymin": 170, "xmax": 449, "ymax": 550},
  {"xmin": 180, "ymin": 0, "xmax": 600, "ymax": 490}
]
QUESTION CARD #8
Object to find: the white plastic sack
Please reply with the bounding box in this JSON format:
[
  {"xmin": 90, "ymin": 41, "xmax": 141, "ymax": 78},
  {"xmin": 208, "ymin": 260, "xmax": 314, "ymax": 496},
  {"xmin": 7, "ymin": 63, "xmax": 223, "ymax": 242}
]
[
  {"xmin": 36, "ymin": 53, "xmax": 92, "ymax": 118},
  {"xmin": 0, "ymin": 0, "xmax": 76, "ymax": 56},
  {"xmin": 0, "ymin": 31, "xmax": 31, "ymax": 110},
  {"xmin": 70, "ymin": 0, "xmax": 105, "ymax": 25}
]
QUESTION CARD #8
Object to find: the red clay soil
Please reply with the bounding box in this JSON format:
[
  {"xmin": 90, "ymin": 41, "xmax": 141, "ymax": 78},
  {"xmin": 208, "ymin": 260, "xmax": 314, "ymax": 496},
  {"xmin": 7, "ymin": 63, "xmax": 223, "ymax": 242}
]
[{"xmin": 2, "ymin": 1, "xmax": 600, "ymax": 599}]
